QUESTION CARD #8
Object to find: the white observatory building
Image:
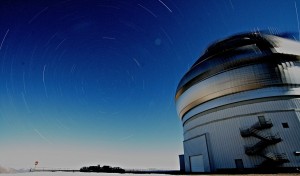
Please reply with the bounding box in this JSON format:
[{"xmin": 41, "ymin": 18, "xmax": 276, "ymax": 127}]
[{"xmin": 175, "ymin": 33, "xmax": 300, "ymax": 172}]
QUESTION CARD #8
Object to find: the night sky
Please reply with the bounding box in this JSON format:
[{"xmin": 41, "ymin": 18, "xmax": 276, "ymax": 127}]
[{"xmin": 1, "ymin": 0, "xmax": 300, "ymax": 170}]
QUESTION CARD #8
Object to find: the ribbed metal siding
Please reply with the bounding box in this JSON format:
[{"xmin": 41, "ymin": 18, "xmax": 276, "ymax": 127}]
[
  {"xmin": 183, "ymin": 99, "xmax": 300, "ymax": 171},
  {"xmin": 182, "ymin": 87, "xmax": 300, "ymax": 123},
  {"xmin": 176, "ymin": 63, "xmax": 288, "ymax": 118},
  {"xmin": 184, "ymin": 115, "xmax": 263, "ymax": 169},
  {"xmin": 271, "ymin": 111, "xmax": 300, "ymax": 167},
  {"xmin": 184, "ymin": 98, "xmax": 300, "ymax": 132}
]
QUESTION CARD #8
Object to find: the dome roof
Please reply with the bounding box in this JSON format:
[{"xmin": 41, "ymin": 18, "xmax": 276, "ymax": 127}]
[{"xmin": 176, "ymin": 32, "xmax": 300, "ymax": 119}]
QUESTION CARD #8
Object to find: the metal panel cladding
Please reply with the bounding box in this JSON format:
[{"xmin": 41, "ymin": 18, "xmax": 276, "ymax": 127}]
[{"xmin": 175, "ymin": 33, "xmax": 300, "ymax": 119}]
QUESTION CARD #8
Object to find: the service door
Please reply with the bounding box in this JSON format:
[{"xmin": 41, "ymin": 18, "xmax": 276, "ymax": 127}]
[{"xmin": 190, "ymin": 155, "xmax": 204, "ymax": 172}]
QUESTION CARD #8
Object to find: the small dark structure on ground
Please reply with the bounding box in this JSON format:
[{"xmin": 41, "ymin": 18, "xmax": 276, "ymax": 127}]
[{"xmin": 80, "ymin": 164, "xmax": 125, "ymax": 173}]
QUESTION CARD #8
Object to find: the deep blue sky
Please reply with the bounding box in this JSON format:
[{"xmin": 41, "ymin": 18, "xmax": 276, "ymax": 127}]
[{"xmin": 0, "ymin": 0, "xmax": 300, "ymax": 170}]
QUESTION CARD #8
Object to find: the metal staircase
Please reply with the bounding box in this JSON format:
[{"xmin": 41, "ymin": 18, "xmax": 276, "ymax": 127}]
[
  {"xmin": 259, "ymin": 152, "xmax": 289, "ymax": 167},
  {"xmin": 240, "ymin": 118, "xmax": 289, "ymax": 167},
  {"xmin": 240, "ymin": 119, "xmax": 273, "ymax": 136}
]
